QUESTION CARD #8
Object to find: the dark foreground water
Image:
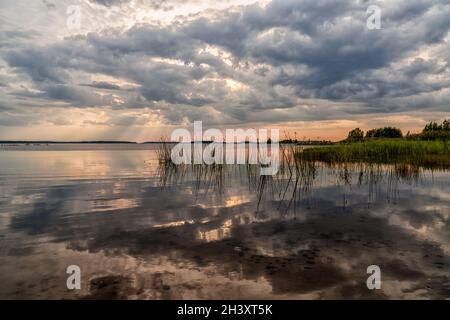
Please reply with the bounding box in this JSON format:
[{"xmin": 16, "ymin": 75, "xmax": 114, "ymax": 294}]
[{"xmin": 0, "ymin": 144, "xmax": 448, "ymax": 299}]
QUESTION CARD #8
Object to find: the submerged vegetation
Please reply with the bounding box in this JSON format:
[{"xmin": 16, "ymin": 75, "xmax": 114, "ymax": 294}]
[
  {"xmin": 156, "ymin": 138, "xmax": 173, "ymax": 164},
  {"xmin": 156, "ymin": 145, "xmax": 434, "ymax": 216},
  {"xmin": 154, "ymin": 122, "xmax": 449, "ymax": 215},
  {"xmin": 157, "ymin": 121, "xmax": 450, "ymax": 172}
]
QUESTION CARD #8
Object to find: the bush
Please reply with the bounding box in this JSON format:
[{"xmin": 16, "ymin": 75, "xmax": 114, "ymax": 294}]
[
  {"xmin": 366, "ymin": 127, "xmax": 403, "ymax": 138},
  {"xmin": 346, "ymin": 128, "xmax": 364, "ymax": 142}
]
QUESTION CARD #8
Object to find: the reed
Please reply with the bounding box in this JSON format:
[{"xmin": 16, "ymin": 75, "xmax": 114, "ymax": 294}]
[
  {"xmin": 297, "ymin": 139, "xmax": 449, "ymax": 169},
  {"xmin": 156, "ymin": 138, "xmax": 173, "ymax": 164}
]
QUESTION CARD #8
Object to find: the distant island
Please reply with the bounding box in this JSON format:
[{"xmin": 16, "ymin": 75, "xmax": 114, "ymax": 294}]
[{"xmin": 1, "ymin": 140, "xmax": 335, "ymax": 145}]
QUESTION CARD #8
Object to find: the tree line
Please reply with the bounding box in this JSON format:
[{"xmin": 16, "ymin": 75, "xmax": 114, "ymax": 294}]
[{"xmin": 345, "ymin": 119, "xmax": 449, "ymax": 142}]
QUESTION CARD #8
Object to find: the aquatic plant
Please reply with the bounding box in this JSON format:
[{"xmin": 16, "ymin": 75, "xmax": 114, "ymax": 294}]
[{"xmin": 297, "ymin": 139, "xmax": 449, "ymax": 169}]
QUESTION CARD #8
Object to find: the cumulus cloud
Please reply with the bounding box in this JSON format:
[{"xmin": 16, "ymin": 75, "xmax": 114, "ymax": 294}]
[{"xmin": 0, "ymin": 0, "xmax": 449, "ymax": 136}]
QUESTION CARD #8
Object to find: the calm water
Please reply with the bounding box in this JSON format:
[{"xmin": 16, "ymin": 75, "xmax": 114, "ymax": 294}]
[{"xmin": 0, "ymin": 144, "xmax": 449, "ymax": 299}]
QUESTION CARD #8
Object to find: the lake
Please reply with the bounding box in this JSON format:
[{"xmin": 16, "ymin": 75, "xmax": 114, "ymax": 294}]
[{"xmin": 0, "ymin": 144, "xmax": 448, "ymax": 299}]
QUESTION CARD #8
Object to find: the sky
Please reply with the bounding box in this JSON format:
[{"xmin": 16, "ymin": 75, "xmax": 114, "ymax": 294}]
[{"xmin": 0, "ymin": 0, "xmax": 449, "ymax": 142}]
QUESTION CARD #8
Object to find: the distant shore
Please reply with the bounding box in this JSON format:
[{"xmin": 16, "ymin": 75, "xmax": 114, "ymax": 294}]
[
  {"xmin": 0, "ymin": 141, "xmax": 137, "ymax": 144},
  {"xmin": 0, "ymin": 140, "xmax": 334, "ymax": 145}
]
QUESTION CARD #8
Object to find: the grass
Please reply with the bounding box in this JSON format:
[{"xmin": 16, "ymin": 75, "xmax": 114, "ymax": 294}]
[
  {"xmin": 156, "ymin": 138, "xmax": 173, "ymax": 164},
  {"xmin": 297, "ymin": 139, "xmax": 450, "ymax": 169}
]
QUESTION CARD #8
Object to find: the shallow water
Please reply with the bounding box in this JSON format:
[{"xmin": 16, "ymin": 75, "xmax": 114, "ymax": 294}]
[{"xmin": 0, "ymin": 144, "xmax": 449, "ymax": 299}]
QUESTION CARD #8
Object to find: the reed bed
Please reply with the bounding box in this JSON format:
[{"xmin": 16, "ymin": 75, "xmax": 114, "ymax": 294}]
[{"xmin": 297, "ymin": 139, "xmax": 449, "ymax": 169}]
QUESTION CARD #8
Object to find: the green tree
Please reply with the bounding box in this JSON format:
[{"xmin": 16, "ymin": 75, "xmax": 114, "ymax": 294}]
[
  {"xmin": 420, "ymin": 119, "xmax": 450, "ymax": 140},
  {"xmin": 347, "ymin": 128, "xmax": 364, "ymax": 142},
  {"xmin": 423, "ymin": 121, "xmax": 440, "ymax": 132},
  {"xmin": 366, "ymin": 127, "xmax": 402, "ymax": 138},
  {"xmin": 442, "ymin": 119, "xmax": 449, "ymax": 131}
]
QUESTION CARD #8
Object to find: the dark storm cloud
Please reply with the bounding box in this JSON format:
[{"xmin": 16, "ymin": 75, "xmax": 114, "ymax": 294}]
[
  {"xmin": 238, "ymin": 0, "xmax": 450, "ymax": 95},
  {"xmin": 80, "ymin": 81, "xmax": 121, "ymax": 90},
  {"xmin": 4, "ymin": 48, "xmax": 70, "ymax": 83},
  {"xmin": 1, "ymin": 0, "xmax": 449, "ymax": 126},
  {"xmin": 85, "ymin": 26, "xmax": 202, "ymax": 61}
]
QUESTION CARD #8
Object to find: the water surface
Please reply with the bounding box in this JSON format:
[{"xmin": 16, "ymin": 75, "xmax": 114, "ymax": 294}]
[{"xmin": 0, "ymin": 144, "xmax": 448, "ymax": 299}]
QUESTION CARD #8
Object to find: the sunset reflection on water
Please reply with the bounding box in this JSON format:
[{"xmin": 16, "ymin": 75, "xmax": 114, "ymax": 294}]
[{"xmin": 0, "ymin": 144, "xmax": 448, "ymax": 299}]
